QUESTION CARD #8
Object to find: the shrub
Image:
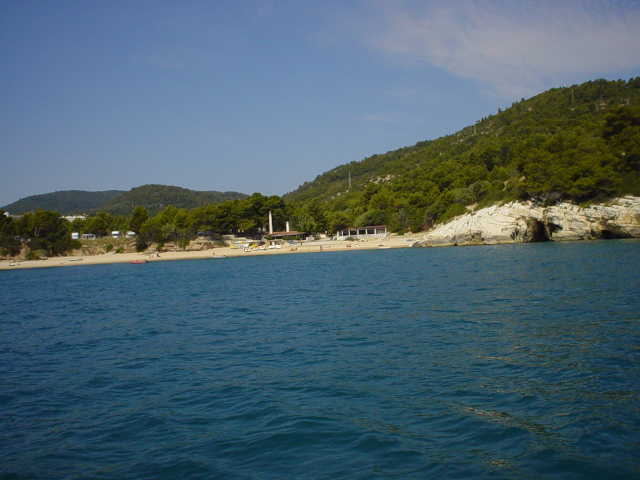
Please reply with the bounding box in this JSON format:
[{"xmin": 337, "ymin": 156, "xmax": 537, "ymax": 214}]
[
  {"xmin": 105, "ymin": 244, "xmax": 114, "ymax": 253},
  {"xmin": 437, "ymin": 203, "xmax": 468, "ymax": 224},
  {"xmin": 68, "ymin": 239, "xmax": 82, "ymax": 251},
  {"xmin": 353, "ymin": 209, "xmax": 386, "ymax": 228},
  {"xmin": 135, "ymin": 240, "xmax": 148, "ymax": 252}
]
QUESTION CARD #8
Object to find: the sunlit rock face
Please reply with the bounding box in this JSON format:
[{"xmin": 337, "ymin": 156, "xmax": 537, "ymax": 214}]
[{"xmin": 415, "ymin": 197, "xmax": 640, "ymax": 247}]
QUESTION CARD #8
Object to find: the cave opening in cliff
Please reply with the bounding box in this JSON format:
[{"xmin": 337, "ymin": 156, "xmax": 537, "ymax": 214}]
[
  {"xmin": 600, "ymin": 229, "xmax": 631, "ymax": 239},
  {"xmin": 526, "ymin": 218, "xmax": 551, "ymax": 242},
  {"xmin": 541, "ymin": 222, "xmax": 563, "ymax": 241}
]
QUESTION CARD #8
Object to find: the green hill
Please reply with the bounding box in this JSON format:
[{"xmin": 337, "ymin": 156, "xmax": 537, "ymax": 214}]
[
  {"xmin": 284, "ymin": 78, "xmax": 640, "ymax": 233},
  {"xmin": 99, "ymin": 185, "xmax": 248, "ymax": 216},
  {"xmin": 4, "ymin": 78, "xmax": 639, "ymax": 236},
  {"xmin": 2, "ymin": 190, "xmax": 124, "ymax": 215},
  {"xmin": 2, "ymin": 185, "xmax": 248, "ymax": 217}
]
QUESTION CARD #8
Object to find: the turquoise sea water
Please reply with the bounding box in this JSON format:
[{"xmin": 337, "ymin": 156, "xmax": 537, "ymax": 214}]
[{"xmin": 1, "ymin": 240, "xmax": 639, "ymax": 479}]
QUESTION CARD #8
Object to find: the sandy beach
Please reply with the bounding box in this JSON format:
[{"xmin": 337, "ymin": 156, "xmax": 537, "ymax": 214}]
[{"xmin": 0, "ymin": 234, "xmax": 420, "ymax": 271}]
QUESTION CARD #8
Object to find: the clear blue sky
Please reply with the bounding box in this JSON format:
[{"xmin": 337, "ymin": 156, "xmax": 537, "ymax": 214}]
[{"xmin": 2, "ymin": 0, "xmax": 640, "ymax": 207}]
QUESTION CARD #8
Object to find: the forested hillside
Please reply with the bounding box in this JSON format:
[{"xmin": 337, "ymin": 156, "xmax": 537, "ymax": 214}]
[
  {"xmin": 2, "ymin": 190, "xmax": 124, "ymax": 215},
  {"xmin": 99, "ymin": 185, "xmax": 248, "ymax": 216},
  {"xmin": 285, "ymin": 78, "xmax": 640, "ymax": 233},
  {"xmin": 2, "ymin": 185, "xmax": 248, "ymax": 216}
]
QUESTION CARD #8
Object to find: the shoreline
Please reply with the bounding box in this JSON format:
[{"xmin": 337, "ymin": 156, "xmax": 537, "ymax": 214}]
[
  {"xmin": 0, "ymin": 234, "xmax": 420, "ymax": 271},
  {"xmin": 5, "ymin": 196, "xmax": 638, "ymax": 272}
]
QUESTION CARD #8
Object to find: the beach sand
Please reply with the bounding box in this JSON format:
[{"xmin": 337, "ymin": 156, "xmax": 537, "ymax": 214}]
[{"xmin": 0, "ymin": 234, "xmax": 420, "ymax": 271}]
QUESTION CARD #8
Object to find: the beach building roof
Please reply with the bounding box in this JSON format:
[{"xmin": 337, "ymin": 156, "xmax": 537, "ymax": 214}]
[
  {"xmin": 336, "ymin": 226, "xmax": 388, "ymax": 240},
  {"xmin": 266, "ymin": 230, "xmax": 308, "ymax": 239}
]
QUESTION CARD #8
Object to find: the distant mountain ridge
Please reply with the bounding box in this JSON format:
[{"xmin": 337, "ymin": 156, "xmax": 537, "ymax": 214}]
[
  {"xmin": 2, "ymin": 190, "xmax": 124, "ymax": 215},
  {"xmin": 2, "ymin": 185, "xmax": 248, "ymax": 216},
  {"xmin": 99, "ymin": 185, "xmax": 248, "ymax": 216}
]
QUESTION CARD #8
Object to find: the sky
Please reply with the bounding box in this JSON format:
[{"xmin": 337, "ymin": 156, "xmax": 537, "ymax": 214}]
[{"xmin": 2, "ymin": 0, "xmax": 640, "ymax": 207}]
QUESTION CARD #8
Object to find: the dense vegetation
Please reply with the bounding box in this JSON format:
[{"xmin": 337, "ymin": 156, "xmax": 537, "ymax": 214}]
[
  {"xmin": 284, "ymin": 78, "xmax": 640, "ymax": 232},
  {"xmin": 2, "ymin": 78, "xmax": 640, "ymax": 258},
  {"xmin": 98, "ymin": 185, "xmax": 248, "ymax": 216},
  {"xmin": 0, "ymin": 193, "xmax": 289, "ymax": 258},
  {"xmin": 2, "ymin": 190, "xmax": 124, "ymax": 216},
  {"xmin": 1, "ymin": 209, "xmax": 82, "ymax": 259},
  {"xmin": 2, "ymin": 185, "xmax": 247, "ymax": 216}
]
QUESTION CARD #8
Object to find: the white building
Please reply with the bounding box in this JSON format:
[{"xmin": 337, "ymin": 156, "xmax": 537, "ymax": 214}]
[{"xmin": 336, "ymin": 225, "xmax": 388, "ymax": 241}]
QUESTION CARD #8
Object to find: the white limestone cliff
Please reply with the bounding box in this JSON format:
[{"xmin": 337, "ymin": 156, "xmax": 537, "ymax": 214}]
[{"xmin": 414, "ymin": 196, "xmax": 640, "ymax": 247}]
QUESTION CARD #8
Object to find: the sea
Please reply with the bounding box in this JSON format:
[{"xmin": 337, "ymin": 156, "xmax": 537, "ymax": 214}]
[{"xmin": 1, "ymin": 240, "xmax": 639, "ymax": 479}]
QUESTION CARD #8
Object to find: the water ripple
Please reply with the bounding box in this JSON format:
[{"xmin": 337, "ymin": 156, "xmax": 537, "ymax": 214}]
[{"xmin": 1, "ymin": 241, "xmax": 639, "ymax": 479}]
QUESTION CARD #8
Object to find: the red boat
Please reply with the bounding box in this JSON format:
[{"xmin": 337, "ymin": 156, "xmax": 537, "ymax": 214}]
[{"xmin": 129, "ymin": 260, "xmax": 148, "ymax": 264}]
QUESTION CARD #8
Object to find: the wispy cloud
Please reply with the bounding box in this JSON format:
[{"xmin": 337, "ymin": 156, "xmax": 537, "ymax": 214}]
[{"xmin": 356, "ymin": 0, "xmax": 640, "ymax": 99}]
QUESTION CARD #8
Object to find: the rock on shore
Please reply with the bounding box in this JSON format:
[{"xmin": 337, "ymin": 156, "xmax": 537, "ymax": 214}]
[{"xmin": 414, "ymin": 196, "xmax": 640, "ymax": 247}]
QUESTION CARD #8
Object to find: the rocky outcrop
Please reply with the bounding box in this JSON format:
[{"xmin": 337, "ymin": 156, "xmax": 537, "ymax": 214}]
[
  {"xmin": 66, "ymin": 237, "xmax": 220, "ymax": 256},
  {"xmin": 70, "ymin": 242, "xmax": 137, "ymax": 256},
  {"xmin": 414, "ymin": 196, "xmax": 640, "ymax": 247}
]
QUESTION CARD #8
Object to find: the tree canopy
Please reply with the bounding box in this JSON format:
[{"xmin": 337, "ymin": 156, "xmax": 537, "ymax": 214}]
[{"xmin": 284, "ymin": 78, "xmax": 640, "ymax": 231}]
